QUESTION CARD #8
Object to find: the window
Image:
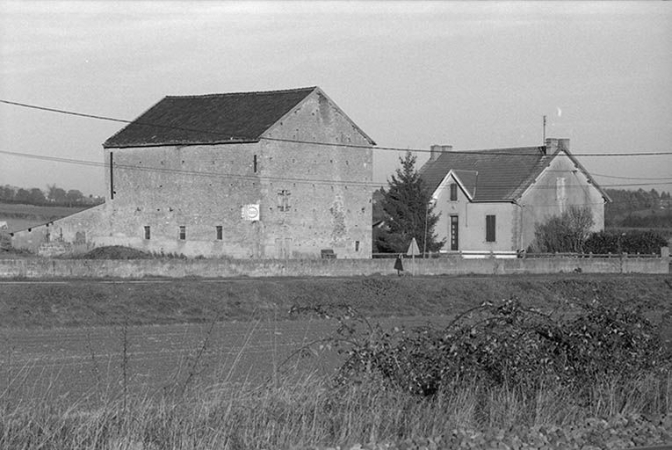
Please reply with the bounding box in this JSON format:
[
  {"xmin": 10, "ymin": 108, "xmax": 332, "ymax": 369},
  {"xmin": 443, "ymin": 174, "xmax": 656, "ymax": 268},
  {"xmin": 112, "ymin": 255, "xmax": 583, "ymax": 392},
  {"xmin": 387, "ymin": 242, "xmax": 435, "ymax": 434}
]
[
  {"xmin": 253, "ymin": 155, "xmax": 258, "ymax": 173},
  {"xmin": 486, "ymin": 215, "xmax": 496, "ymax": 242},
  {"xmin": 450, "ymin": 183, "xmax": 458, "ymax": 201},
  {"xmin": 216, "ymin": 226, "xmax": 223, "ymax": 240},
  {"xmin": 144, "ymin": 226, "xmax": 150, "ymax": 240},
  {"xmin": 179, "ymin": 226, "xmax": 186, "ymax": 240},
  {"xmin": 355, "ymin": 241, "xmax": 360, "ymax": 252},
  {"xmin": 450, "ymin": 215, "xmax": 459, "ymax": 251}
]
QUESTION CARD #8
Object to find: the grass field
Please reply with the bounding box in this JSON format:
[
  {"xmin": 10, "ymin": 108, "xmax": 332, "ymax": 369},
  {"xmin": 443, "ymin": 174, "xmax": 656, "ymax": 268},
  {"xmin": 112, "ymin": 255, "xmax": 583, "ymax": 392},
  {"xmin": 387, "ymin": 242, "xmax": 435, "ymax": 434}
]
[
  {"xmin": 0, "ymin": 273, "xmax": 670, "ymax": 328},
  {"xmin": 0, "ymin": 202, "xmax": 92, "ymax": 232}
]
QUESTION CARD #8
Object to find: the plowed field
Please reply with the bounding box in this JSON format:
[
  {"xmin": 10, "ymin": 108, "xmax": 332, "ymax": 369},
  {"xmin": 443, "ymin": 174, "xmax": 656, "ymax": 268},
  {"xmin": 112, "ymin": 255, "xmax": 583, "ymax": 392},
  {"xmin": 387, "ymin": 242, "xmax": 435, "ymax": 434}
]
[{"xmin": 1, "ymin": 274, "xmax": 670, "ymax": 404}]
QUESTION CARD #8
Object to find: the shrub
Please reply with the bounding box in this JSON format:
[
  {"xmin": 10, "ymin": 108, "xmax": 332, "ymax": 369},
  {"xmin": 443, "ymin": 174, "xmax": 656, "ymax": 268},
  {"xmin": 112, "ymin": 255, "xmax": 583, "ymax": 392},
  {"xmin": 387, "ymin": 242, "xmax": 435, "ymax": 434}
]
[
  {"xmin": 585, "ymin": 230, "xmax": 668, "ymax": 255},
  {"xmin": 295, "ymin": 299, "xmax": 672, "ymax": 397}
]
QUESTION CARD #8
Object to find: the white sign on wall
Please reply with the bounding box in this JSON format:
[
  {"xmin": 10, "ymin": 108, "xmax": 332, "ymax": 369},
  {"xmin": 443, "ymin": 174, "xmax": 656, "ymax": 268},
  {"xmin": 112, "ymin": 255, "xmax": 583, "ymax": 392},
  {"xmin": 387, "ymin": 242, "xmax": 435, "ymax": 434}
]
[{"xmin": 241, "ymin": 204, "xmax": 260, "ymax": 221}]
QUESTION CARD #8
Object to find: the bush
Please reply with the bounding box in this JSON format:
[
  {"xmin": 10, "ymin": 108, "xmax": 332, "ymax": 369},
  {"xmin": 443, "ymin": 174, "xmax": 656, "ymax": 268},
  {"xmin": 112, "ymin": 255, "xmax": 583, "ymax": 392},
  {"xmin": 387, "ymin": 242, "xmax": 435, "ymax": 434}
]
[
  {"xmin": 585, "ymin": 230, "xmax": 668, "ymax": 255},
  {"xmin": 295, "ymin": 299, "xmax": 672, "ymax": 397}
]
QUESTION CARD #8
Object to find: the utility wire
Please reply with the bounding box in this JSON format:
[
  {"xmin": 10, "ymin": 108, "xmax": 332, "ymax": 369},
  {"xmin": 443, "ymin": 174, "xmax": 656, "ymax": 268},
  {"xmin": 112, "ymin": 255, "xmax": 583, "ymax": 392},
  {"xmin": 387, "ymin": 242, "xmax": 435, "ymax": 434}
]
[
  {"xmin": 0, "ymin": 149, "xmax": 375, "ymax": 188},
  {"xmin": 0, "ymin": 153, "xmax": 668, "ymax": 209},
  {"xmin": 2, "ymin": 98, "xmax": 672, "ymax": 157},
  {"xmin": 2, "ymin": 149, "xmax": 672, "ymax": 191},
  {"xmin": 591, "ymin": 173, "xmax": 672, "ymax": 181}
]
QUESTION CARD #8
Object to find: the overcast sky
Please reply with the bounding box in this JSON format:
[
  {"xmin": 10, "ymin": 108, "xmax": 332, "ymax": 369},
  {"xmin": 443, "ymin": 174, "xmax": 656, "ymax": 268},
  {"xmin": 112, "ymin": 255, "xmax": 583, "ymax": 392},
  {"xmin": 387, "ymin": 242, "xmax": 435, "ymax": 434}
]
[{"xmin": 1, "ymin": 1, "xmax": 671, "ymax": 197}]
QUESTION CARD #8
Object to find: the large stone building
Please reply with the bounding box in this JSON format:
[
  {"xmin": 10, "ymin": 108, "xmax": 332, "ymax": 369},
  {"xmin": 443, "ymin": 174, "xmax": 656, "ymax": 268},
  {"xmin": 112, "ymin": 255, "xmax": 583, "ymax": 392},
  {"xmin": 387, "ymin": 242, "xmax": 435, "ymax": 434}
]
[
  {"xmin": 12, "ymin": 87, "xmax": 376, "ymax": 258},
  {"xmin": 419, "ymin": 138, "xmax": 610, "ymax": 256}
]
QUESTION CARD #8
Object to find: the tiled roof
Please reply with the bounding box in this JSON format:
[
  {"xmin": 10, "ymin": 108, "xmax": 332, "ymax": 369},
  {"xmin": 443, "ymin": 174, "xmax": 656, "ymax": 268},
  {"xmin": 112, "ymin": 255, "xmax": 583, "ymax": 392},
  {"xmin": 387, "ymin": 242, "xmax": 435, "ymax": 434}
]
[
  {"xmin": 419, "ymin": 146, "xmax": 554, "ymax": 202},
  {"xmin": 452, "ymin": 170, "xmax": 478, "ymax": 199},
  {"xmin": 103, "ymin": 87, "xmax": 318, "ymax": 148}
]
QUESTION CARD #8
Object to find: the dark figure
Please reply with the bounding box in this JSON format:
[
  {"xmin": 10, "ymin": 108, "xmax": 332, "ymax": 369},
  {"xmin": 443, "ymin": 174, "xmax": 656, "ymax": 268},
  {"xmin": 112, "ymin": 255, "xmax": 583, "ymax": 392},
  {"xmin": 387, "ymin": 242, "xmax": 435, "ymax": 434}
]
[{"xmin": 394, "ymin": 253, "xmax": 404, "ymax": 276}]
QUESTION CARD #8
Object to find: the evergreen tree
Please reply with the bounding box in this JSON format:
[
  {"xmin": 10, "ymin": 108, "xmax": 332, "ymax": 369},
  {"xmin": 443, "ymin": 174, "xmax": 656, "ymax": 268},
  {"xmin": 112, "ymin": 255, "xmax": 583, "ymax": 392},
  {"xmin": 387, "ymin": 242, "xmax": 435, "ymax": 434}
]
[{"xmin": 374, "ymin": 152, "xmax": 444, "ymax": 254}]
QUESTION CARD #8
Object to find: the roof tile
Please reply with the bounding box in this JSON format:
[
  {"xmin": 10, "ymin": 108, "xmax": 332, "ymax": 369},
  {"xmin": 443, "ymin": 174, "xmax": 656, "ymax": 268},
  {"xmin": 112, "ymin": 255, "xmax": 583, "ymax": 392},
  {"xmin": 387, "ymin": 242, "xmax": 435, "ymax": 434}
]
[
  {"xmin": 104, "ymin": 87, "xmax": 317, "ymax": 148},
  {"xmin": 420, "ymin": 147, "xmax": 551, "ymax": 202}
]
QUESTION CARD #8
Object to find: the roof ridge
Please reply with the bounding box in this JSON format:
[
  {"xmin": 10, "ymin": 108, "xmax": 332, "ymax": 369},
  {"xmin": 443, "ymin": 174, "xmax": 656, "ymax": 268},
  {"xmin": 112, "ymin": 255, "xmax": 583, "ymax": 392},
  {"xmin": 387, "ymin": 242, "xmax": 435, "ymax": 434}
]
[
  {"xmin": 165, "ymin": 86, "xmax": 318, "ymax": 100},
  {"xmin": 455, "ymin": 145, "xmax": 545, "ymax": 153}
]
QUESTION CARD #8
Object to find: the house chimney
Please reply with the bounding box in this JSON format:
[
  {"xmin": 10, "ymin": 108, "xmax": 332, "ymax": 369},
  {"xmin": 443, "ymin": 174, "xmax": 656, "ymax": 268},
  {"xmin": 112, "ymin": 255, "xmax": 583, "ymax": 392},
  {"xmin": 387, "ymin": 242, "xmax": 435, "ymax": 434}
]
[
  {"xmin": 544, "ymin": 138, "xmax": 570, "ymax": 155},
  {"xmin": 430, "ymin": 144, "xmax": 453, "ymax": 162}
]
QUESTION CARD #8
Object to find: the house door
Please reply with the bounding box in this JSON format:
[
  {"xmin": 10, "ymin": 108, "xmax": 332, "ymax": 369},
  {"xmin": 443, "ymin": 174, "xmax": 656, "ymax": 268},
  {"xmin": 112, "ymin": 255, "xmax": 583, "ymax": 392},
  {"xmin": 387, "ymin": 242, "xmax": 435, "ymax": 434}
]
[{"xmin": 450, "ymin": 215, "xmax": 459, "ymax": 251}]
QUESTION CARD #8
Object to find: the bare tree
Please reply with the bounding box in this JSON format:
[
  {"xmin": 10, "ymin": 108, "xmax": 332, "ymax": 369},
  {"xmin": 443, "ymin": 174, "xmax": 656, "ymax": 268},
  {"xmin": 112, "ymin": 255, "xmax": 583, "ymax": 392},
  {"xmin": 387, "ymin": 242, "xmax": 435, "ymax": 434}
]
[{"xmin": 532, "ymin": 206, "xmax": 594, "ymax": 253}]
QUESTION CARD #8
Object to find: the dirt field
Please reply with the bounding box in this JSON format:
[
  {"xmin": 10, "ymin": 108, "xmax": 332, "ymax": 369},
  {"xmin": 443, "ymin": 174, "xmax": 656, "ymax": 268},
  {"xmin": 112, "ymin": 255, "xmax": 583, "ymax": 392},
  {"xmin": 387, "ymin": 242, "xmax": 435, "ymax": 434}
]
[
  {"xmin": 0, "ymin": 203, "xmax": 91, "ymax": 233},
  {"xmin": 1, "ymin": 274, "xmax": 670, "ymax": 405},
  {"xmin": 0, "ymin": 273, "xmax": 670, "ymax": 328}
]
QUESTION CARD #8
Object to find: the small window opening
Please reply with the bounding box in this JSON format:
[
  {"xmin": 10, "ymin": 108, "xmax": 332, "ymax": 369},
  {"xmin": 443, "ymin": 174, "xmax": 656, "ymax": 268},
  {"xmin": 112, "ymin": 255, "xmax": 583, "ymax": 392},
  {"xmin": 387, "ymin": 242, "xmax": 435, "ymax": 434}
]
[
  {"xmin": 486, "ymin": 215, "xmax": 496, "ymax": 242},
  {"xmin": 253, "ymin": 155, "xmax": 258, "ymax": 173},
  {"xmin": 216, "ymin": 226, "xmax": 223, "ymax": 240},
  {"xmin": 179, "ymin": 226, "xmax": 186, "ymax": 240},
  {"xmin": 144, "ymin": 226, "xmax": 151, "ymax": 240},
  {"xmin": 355, "ymin": 241, "xmax": 360, "ymax": 252},
  {"xmin": 450, "ymin": 183, "xmax": 458, "ymax": 201}
]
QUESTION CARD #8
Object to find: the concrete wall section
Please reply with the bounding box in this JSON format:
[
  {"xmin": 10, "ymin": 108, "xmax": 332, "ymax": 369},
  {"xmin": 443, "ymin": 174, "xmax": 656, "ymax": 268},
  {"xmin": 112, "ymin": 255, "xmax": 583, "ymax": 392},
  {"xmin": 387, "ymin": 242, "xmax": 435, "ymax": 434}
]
[
  {"xmin": 460, "ymin": 203, "xmax": 517, "ymax": 253},
  {"xmin": 0, "ymin": 253, "xmax": 667, "ymax": 279},
  {"xmin": 10, "ymin": 205, "xmax": 109, "ymax": 255}
]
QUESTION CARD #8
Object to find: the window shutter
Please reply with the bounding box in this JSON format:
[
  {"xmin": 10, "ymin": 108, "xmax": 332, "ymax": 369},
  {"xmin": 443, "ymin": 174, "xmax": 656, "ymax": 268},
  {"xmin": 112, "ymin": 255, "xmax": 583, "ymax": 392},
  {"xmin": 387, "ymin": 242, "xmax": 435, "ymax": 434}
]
[{"xmin": 486, "ymin": 215, "xmax": 496, "ymax": 242}]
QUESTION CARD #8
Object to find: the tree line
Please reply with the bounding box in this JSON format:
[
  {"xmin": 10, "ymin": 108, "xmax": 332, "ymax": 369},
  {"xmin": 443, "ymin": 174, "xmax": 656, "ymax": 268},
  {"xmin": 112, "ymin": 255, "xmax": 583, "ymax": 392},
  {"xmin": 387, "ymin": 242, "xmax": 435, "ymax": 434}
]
[
  {"xmin": 0, "ymin": 184, "xmax": 104, "ymax": 207},
  {"xmin": 604, "ymin": 188, "xmax": 672, "ymax": 228}
]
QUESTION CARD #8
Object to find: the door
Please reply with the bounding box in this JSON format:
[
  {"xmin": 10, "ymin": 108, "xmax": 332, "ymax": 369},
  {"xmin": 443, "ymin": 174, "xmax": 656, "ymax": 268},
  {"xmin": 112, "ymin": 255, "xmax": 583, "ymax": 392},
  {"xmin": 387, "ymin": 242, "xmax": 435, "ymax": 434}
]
[{"xmin": 450, "ymin": 215, "xmax": 459, "ymax": 251}]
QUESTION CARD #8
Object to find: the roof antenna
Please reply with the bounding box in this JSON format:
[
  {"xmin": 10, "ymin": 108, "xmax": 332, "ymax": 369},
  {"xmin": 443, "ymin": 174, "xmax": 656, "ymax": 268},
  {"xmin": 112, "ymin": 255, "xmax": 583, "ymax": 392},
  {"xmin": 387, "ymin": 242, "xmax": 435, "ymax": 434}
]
[{"xmin": 542, "ymin": 115, "xmax": 547, "ymax": 143}]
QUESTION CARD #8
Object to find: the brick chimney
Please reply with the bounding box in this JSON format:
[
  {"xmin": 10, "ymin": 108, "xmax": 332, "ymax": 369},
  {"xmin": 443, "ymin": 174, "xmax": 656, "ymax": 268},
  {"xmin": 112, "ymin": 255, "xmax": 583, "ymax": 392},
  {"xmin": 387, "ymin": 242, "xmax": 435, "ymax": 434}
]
[
  {"xmin": 544, "ymin": 138, "xmax": 570, "ymax": 155},
  {"xmin": 430, "ymin": 144, "xmax": 453, "ymax": 162}
]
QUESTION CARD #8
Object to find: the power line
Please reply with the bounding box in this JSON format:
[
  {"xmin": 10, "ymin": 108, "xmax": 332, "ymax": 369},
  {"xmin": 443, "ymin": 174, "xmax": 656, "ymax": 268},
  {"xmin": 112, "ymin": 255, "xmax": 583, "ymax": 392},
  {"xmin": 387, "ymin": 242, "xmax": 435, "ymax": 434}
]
[
  {"xmin": 591, "ymin": 172, "xmax": 672, "ymax": 181},
  {"xmin": 2, "ymin": 148, "xmax": 672, "ymax": 194},
  {"xmin": 0, "ymin": 149, "xmax": 375, "ymax": 188},
  {"xmin": 3, "ymin": 148, "xmax": 672, "ymax": 191},
  {"xmin": 2, "ymin": 98, "xmax": 672, "ymax": 157}
]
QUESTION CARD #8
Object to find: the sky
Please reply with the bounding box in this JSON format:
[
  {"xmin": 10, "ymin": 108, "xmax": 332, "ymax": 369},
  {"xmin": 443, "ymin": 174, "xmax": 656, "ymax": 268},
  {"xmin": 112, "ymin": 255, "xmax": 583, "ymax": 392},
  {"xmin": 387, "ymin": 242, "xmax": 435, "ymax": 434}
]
[{"xmin": 1, "ymin": 1, "xmax": 671, "ymax": 197}]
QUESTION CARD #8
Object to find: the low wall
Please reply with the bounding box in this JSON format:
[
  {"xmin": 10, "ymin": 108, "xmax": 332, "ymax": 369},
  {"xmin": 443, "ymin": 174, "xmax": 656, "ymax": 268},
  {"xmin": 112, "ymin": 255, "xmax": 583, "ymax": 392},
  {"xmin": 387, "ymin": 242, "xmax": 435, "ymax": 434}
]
[{"xmin": 0, "ymin": 253, "xmax": 668, "ymax": 279}]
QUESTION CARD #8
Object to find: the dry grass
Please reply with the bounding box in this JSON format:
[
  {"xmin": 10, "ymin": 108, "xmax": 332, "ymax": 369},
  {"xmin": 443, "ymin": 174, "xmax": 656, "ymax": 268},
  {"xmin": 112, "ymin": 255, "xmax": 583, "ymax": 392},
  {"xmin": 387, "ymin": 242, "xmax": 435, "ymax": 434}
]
[
  {"xmin": 1, "ymin": 370, "xmax": 669, "ymax": 450},
  {"xmin": 1, "ymin": 314, "xmax": 670, "ymax": 450}
]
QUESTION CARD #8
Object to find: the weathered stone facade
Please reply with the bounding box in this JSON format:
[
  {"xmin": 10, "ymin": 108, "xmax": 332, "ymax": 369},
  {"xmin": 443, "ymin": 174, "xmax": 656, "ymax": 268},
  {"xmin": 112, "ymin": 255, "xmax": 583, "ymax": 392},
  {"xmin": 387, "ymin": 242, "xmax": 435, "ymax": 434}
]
[{"xmin": 11, "ymin": 87, "xmax": 375, "ymax": 259}]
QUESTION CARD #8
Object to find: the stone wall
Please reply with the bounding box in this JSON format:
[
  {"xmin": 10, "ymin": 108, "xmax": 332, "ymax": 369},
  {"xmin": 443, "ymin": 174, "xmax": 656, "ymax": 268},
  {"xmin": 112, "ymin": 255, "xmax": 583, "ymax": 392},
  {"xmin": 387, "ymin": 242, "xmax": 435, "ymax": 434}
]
[{"xmin": 0, "ymin": 251, "xmax": 667, "ymax": 279}]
